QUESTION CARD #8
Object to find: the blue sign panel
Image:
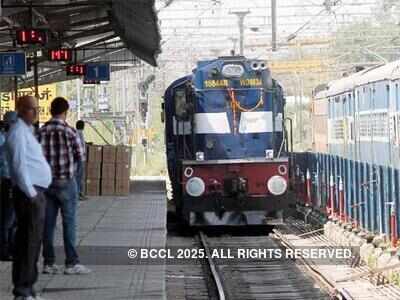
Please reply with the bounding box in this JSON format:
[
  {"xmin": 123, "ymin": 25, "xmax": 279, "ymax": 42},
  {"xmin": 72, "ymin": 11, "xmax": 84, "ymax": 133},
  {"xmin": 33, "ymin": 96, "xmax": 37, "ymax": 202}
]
[
  {"xmin": 84, "ymin": 63, "xmax": 110, "ymax": 81},
  {"xmin": 0, "ymin": 52, "xmax": 26, "ymax": 76}
]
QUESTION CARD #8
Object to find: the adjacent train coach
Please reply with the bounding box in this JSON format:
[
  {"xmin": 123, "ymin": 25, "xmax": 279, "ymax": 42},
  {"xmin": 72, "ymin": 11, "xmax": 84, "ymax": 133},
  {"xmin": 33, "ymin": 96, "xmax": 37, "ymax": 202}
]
[
  {"xmin": 299, "ymin": 60, "xmax": 400, "ymax": 238},
  {"xmin": 163, "ymin": 56, "xmax": 292, "ymax": 226}
]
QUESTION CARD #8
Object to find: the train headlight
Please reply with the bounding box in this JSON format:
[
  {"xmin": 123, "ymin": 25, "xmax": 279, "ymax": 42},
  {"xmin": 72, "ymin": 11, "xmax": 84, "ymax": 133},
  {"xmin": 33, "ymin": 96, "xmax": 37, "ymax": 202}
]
[
  {"xmin": 251, "ymin": 61, "xmax": 260, "ymax": 70},
  {"xmin": 260, "ymin": 62, "xmax": 268, "ymax": 70},
  {"xmin": 267, "ymin": 175, "xmax": 287, "ymax": 196},
  {"xmin": 185, "ymin": 177, "xmax": 205, "ymax": 197},
  {"xmin": 222, "ymin": 64, "xmax": 244, "ymax": 78}
]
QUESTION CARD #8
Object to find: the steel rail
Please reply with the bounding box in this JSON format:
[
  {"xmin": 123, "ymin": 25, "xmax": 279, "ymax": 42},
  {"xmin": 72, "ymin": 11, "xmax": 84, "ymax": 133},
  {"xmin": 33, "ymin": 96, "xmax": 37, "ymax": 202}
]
[{"xmin": 199, "ymin": 231, "xmax": 226, "ymax": 300}]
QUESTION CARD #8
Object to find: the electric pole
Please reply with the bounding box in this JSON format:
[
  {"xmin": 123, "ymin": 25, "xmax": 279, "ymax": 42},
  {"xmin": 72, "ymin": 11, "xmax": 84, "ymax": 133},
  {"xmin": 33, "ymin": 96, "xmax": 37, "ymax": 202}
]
[
  {"xmin": 230, "ymin": 10, "xmax": 250, "ymax": 56},
  {"xmin": 271, "ymin": 0, "xmax": 277, "ymax": 51}
]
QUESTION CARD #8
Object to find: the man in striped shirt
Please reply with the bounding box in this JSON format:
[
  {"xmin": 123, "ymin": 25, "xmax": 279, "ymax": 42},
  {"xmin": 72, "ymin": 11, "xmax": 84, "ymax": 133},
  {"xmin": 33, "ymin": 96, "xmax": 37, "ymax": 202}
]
[{"xmin": 38, "ymin": 97, "xmax": 91, "ymax": 275}]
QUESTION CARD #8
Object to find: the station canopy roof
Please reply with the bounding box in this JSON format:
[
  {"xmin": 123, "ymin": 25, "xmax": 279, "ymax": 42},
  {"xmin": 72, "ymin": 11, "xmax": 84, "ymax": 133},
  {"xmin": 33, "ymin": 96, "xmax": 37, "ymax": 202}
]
[{"xmin": 0, "ymin": 0, "xmax": 161, "ymax": 89}]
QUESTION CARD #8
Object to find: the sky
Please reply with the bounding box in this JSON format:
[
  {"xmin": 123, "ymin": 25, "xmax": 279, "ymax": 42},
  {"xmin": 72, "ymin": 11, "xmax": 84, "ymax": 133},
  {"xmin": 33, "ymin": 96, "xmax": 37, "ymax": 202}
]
[
  {"xmin": 154, "ymin": 0, "xmax": 381, "ymax": 95},
  {"xmin": 156, "ymin": 0, "xmax": 378, "ymax": 62}
]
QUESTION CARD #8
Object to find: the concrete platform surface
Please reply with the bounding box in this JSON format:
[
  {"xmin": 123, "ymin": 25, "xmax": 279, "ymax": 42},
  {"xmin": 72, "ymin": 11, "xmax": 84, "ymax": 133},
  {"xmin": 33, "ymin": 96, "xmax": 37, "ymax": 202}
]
[{"xmin": 0, "ymin": 180, "xmax": 167, "ymax": 300}]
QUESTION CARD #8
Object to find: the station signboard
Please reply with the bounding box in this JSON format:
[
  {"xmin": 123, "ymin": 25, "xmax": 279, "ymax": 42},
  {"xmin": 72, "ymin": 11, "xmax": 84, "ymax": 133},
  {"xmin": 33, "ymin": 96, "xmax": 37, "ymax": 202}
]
[
  {"xmin": 0, "ymin": 84, "xmax": 56, "ymax": 123},
  {"xmin": 84, "ymin": 63, "xmax": 110, "ymax": 81},
  {"xmin": 0, "ymin": 52, "xmax": 26, "ymax": 76}
]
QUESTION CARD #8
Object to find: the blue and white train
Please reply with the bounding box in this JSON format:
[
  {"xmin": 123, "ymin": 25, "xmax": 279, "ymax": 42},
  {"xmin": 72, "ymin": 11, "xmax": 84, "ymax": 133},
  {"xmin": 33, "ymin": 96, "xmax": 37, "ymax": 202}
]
[
  {"xmin": 163, "ymin": 56, "xmax": 292, "ymax": 226},
  {"xmin": 301, "ymin": 60, "xmax": 400, "ymax": 237}
]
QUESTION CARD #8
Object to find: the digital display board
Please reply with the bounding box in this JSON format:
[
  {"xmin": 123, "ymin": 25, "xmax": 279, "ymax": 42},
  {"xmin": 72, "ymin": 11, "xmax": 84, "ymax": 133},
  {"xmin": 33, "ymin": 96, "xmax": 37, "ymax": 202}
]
[
  {"xmin": 66, "ymin": 64, "xmax": 85, "ymax": 76},
  {"xmin": 16, "ymin": 29, "xmax": 47, "ymax": 45},
  {"xmin": 48, "ymin": 49, "xmax": 73, "ymax": 62}
]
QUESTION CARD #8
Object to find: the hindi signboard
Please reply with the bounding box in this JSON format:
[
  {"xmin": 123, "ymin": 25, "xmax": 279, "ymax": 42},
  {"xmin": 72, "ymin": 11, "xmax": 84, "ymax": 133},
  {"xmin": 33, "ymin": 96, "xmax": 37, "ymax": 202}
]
[{"xmin": 0, "ymin": 84, "xmax": 57, "ymax": 123}]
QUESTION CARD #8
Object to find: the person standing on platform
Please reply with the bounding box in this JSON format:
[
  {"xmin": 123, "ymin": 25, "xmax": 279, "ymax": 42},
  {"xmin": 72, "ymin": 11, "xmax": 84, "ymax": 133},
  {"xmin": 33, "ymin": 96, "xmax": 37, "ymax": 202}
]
[
  {"xmin": 75, "ymin": 120, "xmax": 86, "ymax": 200},
  {"xmin": 38, "ymin": 97, "xmax": 91, "ymax": 275},
  {"xmin": 6, "ymin": 96, "xmax": 52, "ymax": 300},
  {"xmin": 0, "ymin": 111, "xmax": 18, "ymax": 261}
]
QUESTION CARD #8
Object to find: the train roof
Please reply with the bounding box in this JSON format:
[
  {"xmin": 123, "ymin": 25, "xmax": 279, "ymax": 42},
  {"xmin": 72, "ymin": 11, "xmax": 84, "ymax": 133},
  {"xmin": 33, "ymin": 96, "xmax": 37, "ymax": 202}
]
[
  {"xmin": 326, "ymin": 68, "xmax": 370, "ymax": 97},
  {"xmin": 326, "ymin": 59, "xmax": 400, "ymax": 96},
  {"xmin": 355, "ymin": 60, "xmax": 400, "ymax": 86}
]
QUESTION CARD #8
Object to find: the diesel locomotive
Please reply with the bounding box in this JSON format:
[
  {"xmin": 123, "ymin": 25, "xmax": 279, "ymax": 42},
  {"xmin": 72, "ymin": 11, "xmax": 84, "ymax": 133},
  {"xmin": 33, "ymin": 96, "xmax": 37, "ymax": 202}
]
[{"xmin": 163, "ymin": 56, "xmax": 291, "ymax": 226}]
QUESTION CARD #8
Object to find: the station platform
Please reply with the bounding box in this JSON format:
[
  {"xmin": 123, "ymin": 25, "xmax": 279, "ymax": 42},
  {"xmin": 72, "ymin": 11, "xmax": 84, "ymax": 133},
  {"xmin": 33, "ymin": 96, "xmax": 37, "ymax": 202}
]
[{"xmin": 0, "ymin": 180, "xmax": 167, "ymax": 300}]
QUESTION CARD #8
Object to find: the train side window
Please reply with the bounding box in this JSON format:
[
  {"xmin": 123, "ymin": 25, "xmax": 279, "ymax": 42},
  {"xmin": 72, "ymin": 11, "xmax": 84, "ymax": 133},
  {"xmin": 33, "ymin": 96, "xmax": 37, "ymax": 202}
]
[{"xmin": 174, "ymin": 89, "xmax": 188, "ymax": 121}]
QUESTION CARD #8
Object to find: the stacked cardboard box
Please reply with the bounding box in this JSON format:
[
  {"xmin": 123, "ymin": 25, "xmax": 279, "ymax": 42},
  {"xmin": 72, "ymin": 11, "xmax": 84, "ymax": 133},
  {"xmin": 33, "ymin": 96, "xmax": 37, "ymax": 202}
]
[
  {"xmin": 103, "ymin": 145, "xmax": 116, "ymax": 163},
  {"xmin": 86, "ymin": 145, "xmax": 102, "ymax": 196},
  {"xmin": 84, "ymin": 144, "xmax": 132, "ymax": 197},
  {"xmin": 101, "ymin": 145, "xmax": 116, "ymax": 196},
  {"xmin": 115, "ymin": 146, "xmax": 132, "ymax": 196}
]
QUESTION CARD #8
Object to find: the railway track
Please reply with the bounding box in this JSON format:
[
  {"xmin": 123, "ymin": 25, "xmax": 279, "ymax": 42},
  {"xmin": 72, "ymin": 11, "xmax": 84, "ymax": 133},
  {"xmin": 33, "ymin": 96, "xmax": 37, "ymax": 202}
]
[
  {"xmin": 166, "ymin": 229, "xmax": 220, "ymax": 300},
  {"xmin": 167, "ymin": 223, "xmax": 330, "ymax": 300},
  {"xmin": 198, "ymin": 231, "xmax": 330, "ymax": 300},
  {"xmin": 167, "ymin": 204, "xmax": 400, "ymax": 299},
  {"xmin": 199, "ymin": 231, "xmax": 226, "ymax": 300}
]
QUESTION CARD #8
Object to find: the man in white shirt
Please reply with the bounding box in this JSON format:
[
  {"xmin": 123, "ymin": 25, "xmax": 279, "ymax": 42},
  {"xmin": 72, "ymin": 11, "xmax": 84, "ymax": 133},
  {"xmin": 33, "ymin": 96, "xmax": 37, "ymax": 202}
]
[{"xmin": 6, "ymin": 96, "xmax": 52, "ymax": 300}]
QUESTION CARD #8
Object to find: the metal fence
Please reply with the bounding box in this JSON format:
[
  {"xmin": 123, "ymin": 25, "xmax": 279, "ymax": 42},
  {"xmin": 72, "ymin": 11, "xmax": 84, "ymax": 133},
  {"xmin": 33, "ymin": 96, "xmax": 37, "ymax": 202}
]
[{"xmin": 291, "ymin": 152, "xmax": 400, "ymax": 239}]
